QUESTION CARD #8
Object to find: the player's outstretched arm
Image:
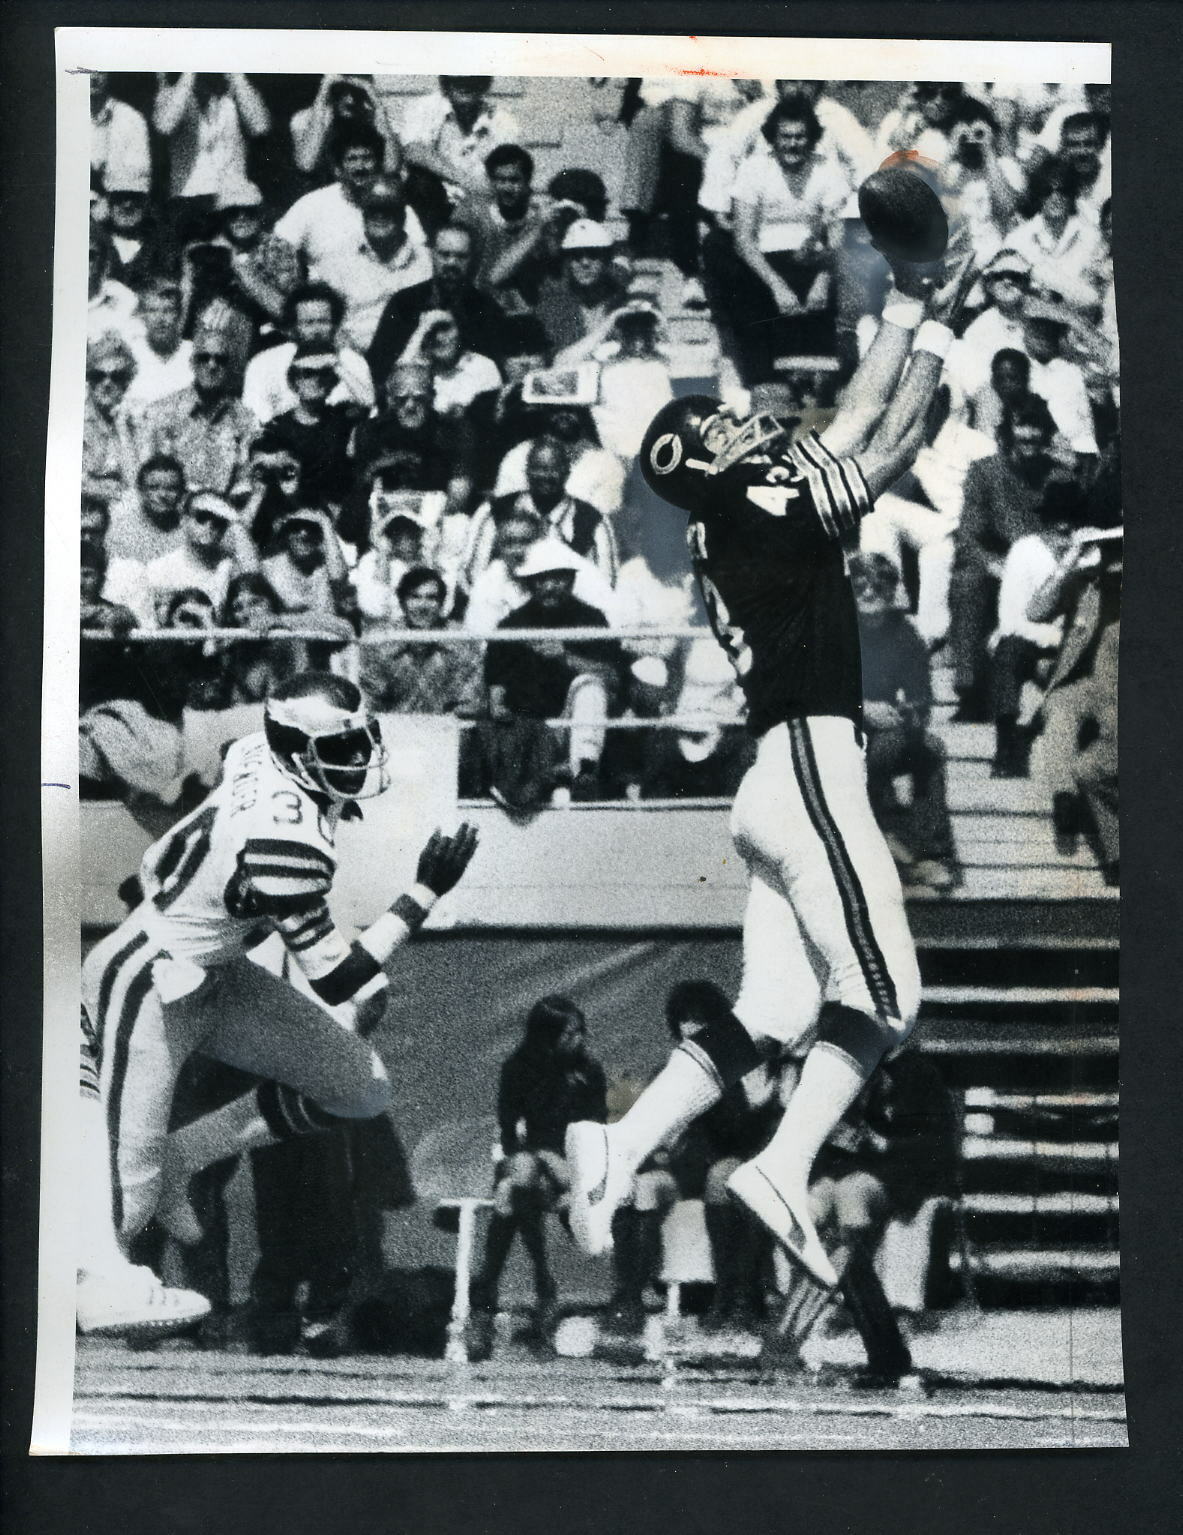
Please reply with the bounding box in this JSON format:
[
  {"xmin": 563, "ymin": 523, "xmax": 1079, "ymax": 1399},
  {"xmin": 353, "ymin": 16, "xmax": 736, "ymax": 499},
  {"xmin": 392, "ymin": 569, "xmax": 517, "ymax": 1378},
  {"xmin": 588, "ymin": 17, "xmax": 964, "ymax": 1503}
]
[
  {"xmin": 852, "ymin": 246, "xmax": 979, "ymax": 501},
  {"xmin": 817, "ymin": 269, "xmax": 928, "ymax": 459}
]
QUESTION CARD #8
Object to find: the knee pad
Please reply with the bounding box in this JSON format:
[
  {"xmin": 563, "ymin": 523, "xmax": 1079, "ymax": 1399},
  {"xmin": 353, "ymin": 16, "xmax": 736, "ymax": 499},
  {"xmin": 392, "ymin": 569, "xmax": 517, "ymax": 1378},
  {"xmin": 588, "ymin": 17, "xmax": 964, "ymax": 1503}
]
[
  {"xmin": 816, "ymin": 1001, "xmax": 911, "ymax": 1077},
  {"xmin": 677, "ymin": 1009, "xmax": 764, "ymax": 1091}
]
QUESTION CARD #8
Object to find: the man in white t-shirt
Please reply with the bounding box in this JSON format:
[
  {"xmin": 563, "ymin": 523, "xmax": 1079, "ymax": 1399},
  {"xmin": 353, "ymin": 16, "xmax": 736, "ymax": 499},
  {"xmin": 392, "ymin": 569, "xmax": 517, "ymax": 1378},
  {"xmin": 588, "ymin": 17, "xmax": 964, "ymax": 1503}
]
[
  {"xmin": 275, "ymin": 120, "xmax": 428, "ymax": 277},
  {"xmin": 124, "ymin": 278, "xmax": 195, "ymax": 414},
  {"xmin": 464, "ymin": 511, "xmax": 618, "ymax": 634},
  {"xmin": 400, "ymin": 76, "xmax": 520, "ymax": 199}
]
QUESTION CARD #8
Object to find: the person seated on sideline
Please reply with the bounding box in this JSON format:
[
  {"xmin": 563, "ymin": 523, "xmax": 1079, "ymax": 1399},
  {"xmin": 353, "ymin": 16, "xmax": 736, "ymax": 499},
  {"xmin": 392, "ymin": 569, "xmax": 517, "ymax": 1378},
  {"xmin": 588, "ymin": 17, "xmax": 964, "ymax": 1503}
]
[
  {"xmin": 464, "ymin": 435, "xmax": 620, "ymax": 590},
  {"xmin": 987, "ymin": 478, "xmax": 1084, "ymax": 778},
  {"xmin": 400, "ymin": 76, "xmax": 522, "ymax": 201},
  {"xmin": 360, "ymin": 565, "xmax": 483, "ymax": 716},
  {"xmin": 850, "ymin": 553, "xmax": 960, "ymax": 893},
  {"xmin": 145, "ymin": 489, "xmax": 258, "ymax": 623},
  {"xmin": 484, "ymin": 539, "xmax": 624, "ymax": 803},
  {"xmin": 243, "ymin": 280, "xmax": 376, "ymax": 425},
  {"xmin": 466, "ymin": 996, "xmax": 608, "ymax": 1362}
]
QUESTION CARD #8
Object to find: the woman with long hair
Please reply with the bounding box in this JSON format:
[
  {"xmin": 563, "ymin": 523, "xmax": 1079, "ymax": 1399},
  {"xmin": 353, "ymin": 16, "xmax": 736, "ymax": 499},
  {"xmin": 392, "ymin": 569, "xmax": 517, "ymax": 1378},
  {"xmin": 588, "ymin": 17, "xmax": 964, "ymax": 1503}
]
[{"xmin": 468, "ymin": 996, "xmax": 607, "ymax": 1359}]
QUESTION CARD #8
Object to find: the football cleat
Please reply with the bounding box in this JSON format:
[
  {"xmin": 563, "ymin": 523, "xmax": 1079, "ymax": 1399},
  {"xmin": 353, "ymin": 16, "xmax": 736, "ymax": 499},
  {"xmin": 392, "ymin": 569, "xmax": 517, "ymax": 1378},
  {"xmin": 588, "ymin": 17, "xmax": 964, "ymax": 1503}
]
[
  {"xmin": 726, "ymin": 1159, "xmax": 840, "ymax": 1290},
  {"xmin": 564, "ymin": 1121, "xmax": 633, "ymax": 1257},
  {"xmin": 76, "ymin": 1266, "xmax": 211, "ymax": 1338}
]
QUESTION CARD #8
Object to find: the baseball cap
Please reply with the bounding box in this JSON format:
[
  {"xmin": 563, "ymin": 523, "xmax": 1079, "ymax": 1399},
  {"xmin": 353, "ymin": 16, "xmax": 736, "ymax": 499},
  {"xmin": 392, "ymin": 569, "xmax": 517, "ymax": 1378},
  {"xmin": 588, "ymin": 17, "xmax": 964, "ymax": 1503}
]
[
  {"xmin": 561, "ymin": 218, "xmax": 614, "ymax": 252},
  {"xmin": 215, "ymin": 178, "xmax": 264, "ymax": 212},
  {"xmin": 516, "ymin": 538, "xmax": 585, "ymax": 580}
]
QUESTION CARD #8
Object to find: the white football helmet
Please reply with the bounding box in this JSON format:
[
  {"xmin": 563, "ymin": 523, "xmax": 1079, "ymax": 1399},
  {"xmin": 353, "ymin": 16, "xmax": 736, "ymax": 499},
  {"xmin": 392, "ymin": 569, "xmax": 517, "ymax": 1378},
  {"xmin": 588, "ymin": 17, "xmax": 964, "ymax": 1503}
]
[{"xmin": 264, "ymin": 672, "xmax": 390, "ymax": 803}]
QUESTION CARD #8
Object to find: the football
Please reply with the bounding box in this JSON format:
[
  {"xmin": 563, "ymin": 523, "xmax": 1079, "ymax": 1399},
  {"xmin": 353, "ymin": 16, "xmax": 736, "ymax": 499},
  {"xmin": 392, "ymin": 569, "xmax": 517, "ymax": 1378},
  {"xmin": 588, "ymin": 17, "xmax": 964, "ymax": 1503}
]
[{"xmin": 857, "ymin": 165, "xmax": 949, "ymax": 264}]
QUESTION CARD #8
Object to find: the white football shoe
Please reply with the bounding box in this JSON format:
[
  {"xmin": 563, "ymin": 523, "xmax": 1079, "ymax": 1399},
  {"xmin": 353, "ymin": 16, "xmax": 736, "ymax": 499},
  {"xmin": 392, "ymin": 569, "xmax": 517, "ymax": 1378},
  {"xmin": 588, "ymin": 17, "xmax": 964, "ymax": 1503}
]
[
  {"xmin": 76, "ymin": 1265, "xmax": 211, "ymax": 1338},
  {"xmin": 726, "ymin": 1159, "xmax": 839, "ymax": 1290},
  {"xmin": 564, "ymin": 1121, "xmax": 632, "ymax": 1257}
]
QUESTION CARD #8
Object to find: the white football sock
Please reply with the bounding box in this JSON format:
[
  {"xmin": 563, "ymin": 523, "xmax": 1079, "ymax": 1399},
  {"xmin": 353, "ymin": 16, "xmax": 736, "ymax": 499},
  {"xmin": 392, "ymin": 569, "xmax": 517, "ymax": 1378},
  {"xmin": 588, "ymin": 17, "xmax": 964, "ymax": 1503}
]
[
  {"xmin": 757, "ymin": 1043, "xmax": 870, "ymax": 1187},
  {"xmin": 613, "ymin": 1046, "xmax": 725, "ymax": 1168}
]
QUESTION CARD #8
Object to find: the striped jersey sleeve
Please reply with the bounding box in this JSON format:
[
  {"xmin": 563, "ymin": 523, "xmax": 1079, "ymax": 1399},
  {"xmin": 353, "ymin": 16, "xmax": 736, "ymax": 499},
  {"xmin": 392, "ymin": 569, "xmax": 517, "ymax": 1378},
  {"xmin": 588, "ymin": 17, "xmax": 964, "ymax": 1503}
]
[
  {"xmin": 785, "ymin": 430, "xmax": 873, "ymax": 540},
  {"xmin": 236, "ymin": 837, "xmax": 337, "ymax": 910}
]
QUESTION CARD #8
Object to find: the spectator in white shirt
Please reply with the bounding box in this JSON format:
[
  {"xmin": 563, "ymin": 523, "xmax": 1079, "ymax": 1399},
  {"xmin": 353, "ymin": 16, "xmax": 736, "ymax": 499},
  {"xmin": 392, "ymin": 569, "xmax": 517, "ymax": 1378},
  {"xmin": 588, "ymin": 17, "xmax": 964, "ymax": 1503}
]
[
  {"xmin": 590, "ymin": 303, "xmax": 675, "ymax": 462},
  {"xmin": 463, "ymin": 511, "xmax": 618, "ymax": 636},
  {"xmin": 1018, "ymin": 296, "xmax": 1100, "ymax": 460},
  {"xmin": 153, "ymin": 73, "xmax": 271, "ymax": 245},
  {"xmin": 352, "ymin": 502, "xmax": 434, "ymax": 629},
  {"xmin": 81, "ymin": 488, "xmax": 154, "ymax": 629},
  {"xmin": 124, "ymin": 277, "xmax": 194, "ymax": 412},
  {"xmin": 945, "ymin": 247, "xmax": 1032, "ymax": 408},
  {"xmin": 314, "ymin": 178, "xmax": 433, "ymax": 353},
  {"xmin": 729, "ymin": 94, "xmax": 854, "ymax": 378},
  {"xmin": 876, "ymin": 81, "xmax": 976, "ymax": 167},
  {"xmin": 90, "ymin": 72, "xmax": 151, "ymax": 196},
  {"xmin": 1053, "ymin": 110, "xmax": 1111, "ymax": 227},
  {"xmin": 493, "ymin": 404, "xmax": 626, "ymax": 520},
  {"xmin": 107, "ymin": 454, "xmax": 188, "ymax": 566},
  {"xmin": 401, "ymin": 76, "xmax": 521, "ymax": 199},
  {"xmin": 466, "ymin": 436, "xmax": 620, "ymax": 589},
  {"xmin": 988, "ymin": 479, "xmax": 1083, "ymax": 777},
  {"xmin": 145, "ymin": 489, "xmax": 257, "ymax": 624},
  {"xmin": 261, "ymin": 507, "xmax": 353, "ymax": 621},
  {"xmin": 399, "ymin": 308, "xmax": 502, "ymax": 419},
  {"xmin": 242, "ymin": 281, "xmax": 375, "ymax": 424},
  {"xmin": 1006, "ymin": 156, "xmax": 1104, "ymax": 312},
  {"xmin": 275, "ymin": 120, "xmax": 429, "ymax": 277}
]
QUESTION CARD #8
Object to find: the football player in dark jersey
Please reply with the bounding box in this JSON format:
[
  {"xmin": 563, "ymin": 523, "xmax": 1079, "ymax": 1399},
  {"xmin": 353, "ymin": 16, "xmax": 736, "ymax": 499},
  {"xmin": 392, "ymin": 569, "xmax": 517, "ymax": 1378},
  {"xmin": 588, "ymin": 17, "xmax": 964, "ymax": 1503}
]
[{"xmin": 566, "ymin": 241, "xmax": 976, "ymax": 1289}]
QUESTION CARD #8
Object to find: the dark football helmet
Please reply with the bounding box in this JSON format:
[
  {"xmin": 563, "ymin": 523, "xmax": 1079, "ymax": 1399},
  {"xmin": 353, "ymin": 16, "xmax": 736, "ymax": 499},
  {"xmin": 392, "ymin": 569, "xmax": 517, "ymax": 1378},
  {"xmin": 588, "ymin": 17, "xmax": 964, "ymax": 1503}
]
[
  {"xmin": 638, "ymin": 395, "xmax": 788, "ymax": 512},
  {"xmin": 264, "ymin": 672, "xmax": 390, "ymax": 803}
]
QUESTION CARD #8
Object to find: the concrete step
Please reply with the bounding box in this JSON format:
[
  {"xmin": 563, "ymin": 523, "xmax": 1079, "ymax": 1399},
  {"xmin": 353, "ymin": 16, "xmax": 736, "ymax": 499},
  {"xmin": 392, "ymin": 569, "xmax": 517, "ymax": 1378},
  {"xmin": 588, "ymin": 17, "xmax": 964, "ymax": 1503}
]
[
  {"xmin": 953, "ymin": 1247, "xmax": 1119, "ymax": 1280},
  {"xmin": 963, "ymin": 1191, "xmax": 1118, "ymax": 1217},
  {"xmin": 965, "ymin": 1089, "xmax": 1119, "ymax": 1113},
  {"xmin": 926, "ymin": 986, "xmax": 1118, "ymax": 1008},
  {"xmin": 961, "ymin": 1135, "xmax": 1119, "ymax": 1166}
]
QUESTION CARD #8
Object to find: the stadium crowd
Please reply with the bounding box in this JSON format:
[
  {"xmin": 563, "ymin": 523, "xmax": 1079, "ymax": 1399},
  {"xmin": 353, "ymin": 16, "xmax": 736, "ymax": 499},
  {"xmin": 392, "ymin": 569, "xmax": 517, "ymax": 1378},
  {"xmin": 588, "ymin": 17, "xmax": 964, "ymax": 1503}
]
[{"xmin": 80, "ymin": 72, "xmax": 1121, "ymax": 880}]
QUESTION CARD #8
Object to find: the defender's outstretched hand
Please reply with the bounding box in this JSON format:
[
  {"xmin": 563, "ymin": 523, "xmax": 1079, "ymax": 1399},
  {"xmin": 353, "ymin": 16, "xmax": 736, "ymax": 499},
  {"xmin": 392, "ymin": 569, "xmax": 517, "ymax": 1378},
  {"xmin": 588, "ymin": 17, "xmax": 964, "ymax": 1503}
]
[{"xmin": 416, "ymin": 823, "xmax": 480, "ymax": 897}]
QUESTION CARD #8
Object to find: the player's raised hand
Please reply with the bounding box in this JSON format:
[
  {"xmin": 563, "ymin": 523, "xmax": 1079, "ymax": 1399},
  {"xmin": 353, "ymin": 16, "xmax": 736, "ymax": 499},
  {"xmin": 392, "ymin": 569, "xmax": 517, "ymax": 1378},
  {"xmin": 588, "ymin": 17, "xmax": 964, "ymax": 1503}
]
[
  {"xmin": 416, "ymin": 823, "xmax": 480, "ymax": 896},
  {"xmin": 926, "ymin": 226, "xmax": 979, "ymax": 327}
]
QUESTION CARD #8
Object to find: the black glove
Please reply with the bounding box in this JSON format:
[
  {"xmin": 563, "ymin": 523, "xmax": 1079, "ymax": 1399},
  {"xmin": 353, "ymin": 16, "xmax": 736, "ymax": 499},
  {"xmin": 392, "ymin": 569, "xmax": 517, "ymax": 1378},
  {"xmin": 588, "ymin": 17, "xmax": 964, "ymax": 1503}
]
[{"xmin": 415, "ymin": 823, "xmax": 480, "ymax": 897}]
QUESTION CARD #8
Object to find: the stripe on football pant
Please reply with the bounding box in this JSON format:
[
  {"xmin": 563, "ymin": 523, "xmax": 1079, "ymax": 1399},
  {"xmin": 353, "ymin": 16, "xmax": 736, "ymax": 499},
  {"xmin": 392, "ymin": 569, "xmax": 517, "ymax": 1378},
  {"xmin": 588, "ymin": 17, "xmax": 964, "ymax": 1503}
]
[
  {"xmin": 98, "ymin": 933, "xmax": 159, "ymax": 1233},
  {"xmin": 787, "ymin": 719, "xmax": 899, "ymax": 1021}
]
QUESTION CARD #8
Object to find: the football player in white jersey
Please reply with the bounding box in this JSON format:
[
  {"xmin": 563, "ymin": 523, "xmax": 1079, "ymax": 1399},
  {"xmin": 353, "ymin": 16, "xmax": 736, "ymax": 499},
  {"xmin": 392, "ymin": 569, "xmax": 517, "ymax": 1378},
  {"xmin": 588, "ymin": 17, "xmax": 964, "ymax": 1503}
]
[{"xmin": 76, "ymin": 670, "xmax": 478, "ymax": 1336}]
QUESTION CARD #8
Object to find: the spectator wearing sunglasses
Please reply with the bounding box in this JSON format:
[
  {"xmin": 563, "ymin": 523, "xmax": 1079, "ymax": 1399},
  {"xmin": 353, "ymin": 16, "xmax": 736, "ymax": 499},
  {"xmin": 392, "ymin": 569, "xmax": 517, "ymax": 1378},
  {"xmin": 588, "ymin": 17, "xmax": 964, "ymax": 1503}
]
[
  {"xmin": 141, "ymin": 323, "xmax": 261, "ymax": 496},
  {"xmin": 265, "ymin": 346, "xmax": 357, "ymax": 515},
  {"xmin": 83, "ymin": 333, "xmax": 144, "ymax": 505}
]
